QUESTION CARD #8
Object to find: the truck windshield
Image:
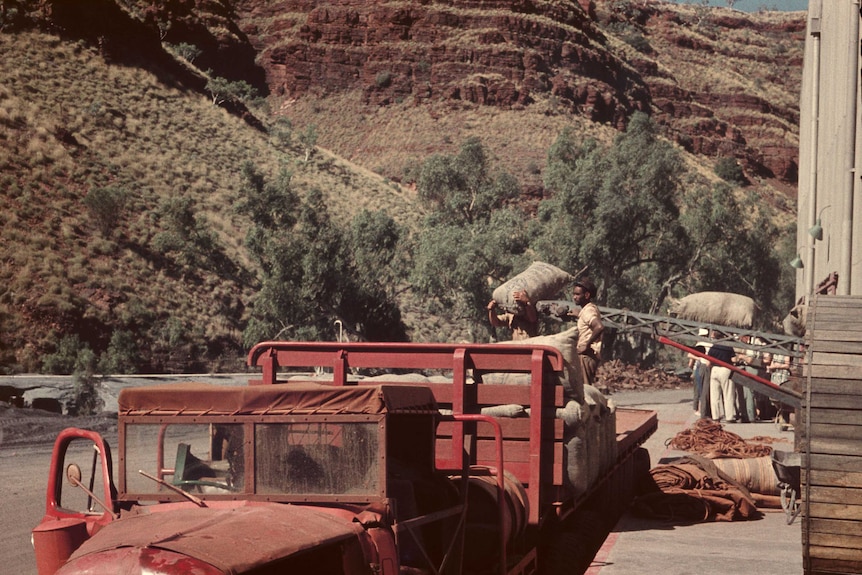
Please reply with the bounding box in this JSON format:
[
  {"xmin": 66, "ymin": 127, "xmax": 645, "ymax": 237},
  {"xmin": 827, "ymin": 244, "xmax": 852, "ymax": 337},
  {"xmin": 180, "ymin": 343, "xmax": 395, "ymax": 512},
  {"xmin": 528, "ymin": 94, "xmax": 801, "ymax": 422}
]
[
  {"xmin": 124, "ymin": 421, "xmax": 379, "ymax": 498},
  {"xmin": 125, "ymin": 423, "xmax": 244, "ymax": 496},
  {"xmin": 255, "ymin": 422, "xmax": 378, "ymax": 495}
]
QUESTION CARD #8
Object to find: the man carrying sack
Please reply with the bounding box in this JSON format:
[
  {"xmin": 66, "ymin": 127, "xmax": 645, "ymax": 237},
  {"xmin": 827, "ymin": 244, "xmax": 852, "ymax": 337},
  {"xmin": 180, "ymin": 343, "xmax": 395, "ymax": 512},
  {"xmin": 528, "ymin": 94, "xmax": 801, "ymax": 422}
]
[{"xmin": 487, "ymin": 289, "xmax": 539, "ymax": 340}]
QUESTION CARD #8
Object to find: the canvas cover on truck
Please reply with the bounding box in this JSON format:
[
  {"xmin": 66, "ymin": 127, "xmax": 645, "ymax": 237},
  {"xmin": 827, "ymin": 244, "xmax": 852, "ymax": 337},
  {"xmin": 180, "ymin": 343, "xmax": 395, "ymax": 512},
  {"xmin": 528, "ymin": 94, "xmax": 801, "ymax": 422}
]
[{"xmin": 118, "ymin": 382, "xmax": 439, "ymax": 416}]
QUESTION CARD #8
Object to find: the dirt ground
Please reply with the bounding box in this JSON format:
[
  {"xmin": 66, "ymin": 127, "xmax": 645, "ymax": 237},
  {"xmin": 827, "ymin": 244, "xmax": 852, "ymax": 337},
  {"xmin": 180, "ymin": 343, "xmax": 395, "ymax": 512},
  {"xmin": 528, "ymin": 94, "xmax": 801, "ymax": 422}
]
[{"xmin": 0, "ymin": 363, "xmax": 691, "ymax": 574}]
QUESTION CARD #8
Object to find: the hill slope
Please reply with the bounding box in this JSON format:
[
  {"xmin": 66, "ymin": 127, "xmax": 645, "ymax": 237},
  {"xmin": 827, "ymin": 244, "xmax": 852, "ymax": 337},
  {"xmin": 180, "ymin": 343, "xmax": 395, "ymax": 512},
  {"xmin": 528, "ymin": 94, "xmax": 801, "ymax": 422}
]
[
  {"xmin": 0, "ymin": 27, "xmax": 421, "ymax": 373},
  {"xmin": 224, "ymin": 0, "xmax": 803, "ymax": 199},
  {"xmin": 0, "ymin": 0, "xmax": 804, "ymax": 373}
]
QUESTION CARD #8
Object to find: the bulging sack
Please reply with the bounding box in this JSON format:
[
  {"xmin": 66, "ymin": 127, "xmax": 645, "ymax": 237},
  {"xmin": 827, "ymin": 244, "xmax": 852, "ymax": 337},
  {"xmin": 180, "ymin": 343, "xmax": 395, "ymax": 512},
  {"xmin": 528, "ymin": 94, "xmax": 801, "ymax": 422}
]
[
  {"xmin": 492, "ymin": 262, "xmax": 575, "ymax": 309},
  {"xmin": 483, "ymin": 327, "xmax": 585, "ymax": 403}
]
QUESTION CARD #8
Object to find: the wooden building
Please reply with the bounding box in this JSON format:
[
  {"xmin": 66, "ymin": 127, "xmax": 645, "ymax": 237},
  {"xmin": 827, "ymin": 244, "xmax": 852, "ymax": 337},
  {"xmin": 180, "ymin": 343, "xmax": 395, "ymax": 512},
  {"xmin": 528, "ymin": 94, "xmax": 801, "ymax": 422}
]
[{"xmin": 803, "ymin": 295, "xmax": 862, "ymax": 574}]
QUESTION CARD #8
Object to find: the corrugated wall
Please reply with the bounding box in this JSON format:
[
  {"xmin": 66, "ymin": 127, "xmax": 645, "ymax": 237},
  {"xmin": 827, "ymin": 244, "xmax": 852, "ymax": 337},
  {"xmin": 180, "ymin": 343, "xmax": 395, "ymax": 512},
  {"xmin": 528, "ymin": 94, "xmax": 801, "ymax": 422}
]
[{"xmin": 797, "ymin": 0, "xmax": 862, "ymax": 298}]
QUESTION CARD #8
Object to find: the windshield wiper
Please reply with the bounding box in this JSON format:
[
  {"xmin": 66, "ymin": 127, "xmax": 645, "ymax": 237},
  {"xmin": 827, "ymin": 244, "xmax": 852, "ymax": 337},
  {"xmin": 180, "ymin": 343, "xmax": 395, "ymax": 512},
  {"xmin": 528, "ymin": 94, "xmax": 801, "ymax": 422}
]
[{"xmin": 138, "ymin": 469, "xmax": 207, "ymax": 507}]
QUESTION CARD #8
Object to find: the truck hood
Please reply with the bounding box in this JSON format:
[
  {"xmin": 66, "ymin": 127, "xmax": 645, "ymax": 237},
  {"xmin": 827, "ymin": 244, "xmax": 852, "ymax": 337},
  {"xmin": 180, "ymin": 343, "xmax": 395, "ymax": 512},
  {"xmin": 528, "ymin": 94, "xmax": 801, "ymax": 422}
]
[{"xmin": 61, "ymin": 503, "xmax": 366, "ymax": 573}]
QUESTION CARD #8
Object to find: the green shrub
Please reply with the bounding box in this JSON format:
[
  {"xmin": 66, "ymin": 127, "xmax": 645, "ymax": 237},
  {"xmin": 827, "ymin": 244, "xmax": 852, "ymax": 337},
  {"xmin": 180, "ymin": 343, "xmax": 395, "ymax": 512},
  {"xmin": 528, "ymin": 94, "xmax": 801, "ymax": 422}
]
[
  {"xmin": 84, "ymin": 184, "xmax": 128, "ymax": 235},
  {"xmin": 375, "ymin": 71, "xmax": 393, "ymax": 88},
  {"xmin": 99, "ymin": 330, "xmax": 140, "ymax": 374},
  {"xmin": 714, "ymin": 157, "xmax": 746, "ymax": 185},
  {"xmin": 41, "ymin": 334, "xmax": 96, "ymax": 375},
  {"xmin": 170, "ymin": 42, "xmax": 201, "ymax": 63},
  {"xmin": 41, "ymin": 334, "xmax": 85, "ymax": 374},
  {"xmin": 205, "ymin": 73, "xmax": 257, "ymax": 106}
]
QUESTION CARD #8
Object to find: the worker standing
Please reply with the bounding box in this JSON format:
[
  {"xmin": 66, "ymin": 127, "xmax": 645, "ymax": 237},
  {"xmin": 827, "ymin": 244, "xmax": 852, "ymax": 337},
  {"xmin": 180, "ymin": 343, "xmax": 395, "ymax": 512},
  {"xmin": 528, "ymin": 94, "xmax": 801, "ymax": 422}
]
[{"xmin": 571, "ymin": 278, "xmax": 604, "ymax": 385}]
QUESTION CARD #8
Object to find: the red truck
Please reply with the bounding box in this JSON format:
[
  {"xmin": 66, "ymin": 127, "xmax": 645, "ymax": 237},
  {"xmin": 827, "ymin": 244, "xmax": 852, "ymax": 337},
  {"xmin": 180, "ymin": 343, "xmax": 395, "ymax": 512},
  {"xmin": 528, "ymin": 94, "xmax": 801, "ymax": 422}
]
[{"xmin": 32, "ymin": 341, "xmax": 656, "ymax": 575}]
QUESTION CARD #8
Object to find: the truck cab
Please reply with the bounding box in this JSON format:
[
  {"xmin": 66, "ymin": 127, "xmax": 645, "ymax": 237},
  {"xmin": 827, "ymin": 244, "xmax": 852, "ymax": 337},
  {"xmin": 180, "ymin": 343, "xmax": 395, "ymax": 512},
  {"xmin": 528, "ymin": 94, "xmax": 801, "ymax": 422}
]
[{"xmin": 35, "ymin": 382, "xmax": 462, "ymax": 575}]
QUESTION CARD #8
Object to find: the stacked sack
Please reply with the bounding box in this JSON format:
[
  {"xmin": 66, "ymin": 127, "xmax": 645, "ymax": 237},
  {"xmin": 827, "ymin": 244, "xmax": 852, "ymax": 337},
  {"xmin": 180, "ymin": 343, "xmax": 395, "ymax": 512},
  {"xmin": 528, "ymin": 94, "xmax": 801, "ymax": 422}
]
[{"xmin": 484, "ymin": 327, "xmax": 618, "ymax": 499}]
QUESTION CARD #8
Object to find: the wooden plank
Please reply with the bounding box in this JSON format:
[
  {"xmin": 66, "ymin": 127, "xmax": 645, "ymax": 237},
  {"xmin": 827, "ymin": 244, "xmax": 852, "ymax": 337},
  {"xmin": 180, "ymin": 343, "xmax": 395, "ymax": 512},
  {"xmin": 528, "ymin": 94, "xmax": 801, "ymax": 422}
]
[
  {"xmin": 809, "ymin": 352, "xmax": 862, "ymax": 367},
  {"xmin": 810, "ymin": 322, "xmax": 862, "ymax": 334},
  {"xmin": 810, "ymin": 340, "xmax": 862, "ymax": 354},
  {"xmin": 808, "ymin": 531, "xmax": 862, "ymax": 551},
  {"xmin": 807, "ymin": 329, "xmax": 862, "ymax": 342},
  {"xmin": 475, "ymin": 384, "xmax": 565, "ymax": 407},
  {"xmin": 807, "ymin": 501, "xmax": 862, "ymax": 521},
  {"xmin": 808, "ymin": 393, "xmax": 862, "ymax": 410},
  {"xmin": 806, "ymin": 517, "xmax": 862, "ymax": 536},
  {"xmin": 805, "ymin": 485, "xmax": 862, "ymax": 505},
  {"xmin": 811, "ymin": 302, "xmax": 862, "ymax": 315},
  {"xmin": 809, "ymin": 377, "xmax": 862, "ymax": 395},
  {"xmin": 615, "ymin": 408, "xmax": 658, "ymax": 454},
  {"xmin": 806, "ymin": 569, "xmax": 862, "ymax": 575},
  {"xmin": 805, "ymin": 560, "xmax": 862, "ymax": 575},
  {"xmin": 402, "ymin": 382, "xmax": 566, "ymax": 408},
  {"xmin": 807, "ymin": 438, "xmax": 862, "ymax": 457},
  {"xmin": 808, "ymin": 453, "xmax": 862, "ymax": 473},
  {"xmin": 475, "ymin": 438, "xmax": 556, "ymax": 463},
  {"xmin": 810, "ymin": 308, "xmax": 862, "ymax": 321},
  {"xmin": 805, "ymin": 469, "xmax": 862, "ymax": 488},
  {"xmin": 437, "ymin": 418, "xmax": 563, "ymax": 440},
  {"xmin": 807, "ymin": 545, "xmax": 862, "ymax": 563},
  {"xmin": 810, "ymin": 320, "xmax": 862, "ymax": 333},
  {"xmin": 805, "ymin": 420, "xmax": 862, "ymax": 443},
  {"xmin": 810, "ymin": 296, "xmax": 862, "ymax": 309},
  {"xmin": 808, "ymin": 408, "xmax": 862, "ymax": 427},
  {"xmin": 809, "ymin": 364, "xmax": 862, "ymax": 380}
]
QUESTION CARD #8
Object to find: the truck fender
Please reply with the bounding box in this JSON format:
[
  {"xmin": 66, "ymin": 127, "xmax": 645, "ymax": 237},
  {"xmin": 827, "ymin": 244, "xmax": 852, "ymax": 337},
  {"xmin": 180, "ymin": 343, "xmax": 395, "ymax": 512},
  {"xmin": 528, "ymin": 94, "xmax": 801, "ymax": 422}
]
[{"xmin": 364, "ymin": 525, "xmax": 399, "ymax": 575}]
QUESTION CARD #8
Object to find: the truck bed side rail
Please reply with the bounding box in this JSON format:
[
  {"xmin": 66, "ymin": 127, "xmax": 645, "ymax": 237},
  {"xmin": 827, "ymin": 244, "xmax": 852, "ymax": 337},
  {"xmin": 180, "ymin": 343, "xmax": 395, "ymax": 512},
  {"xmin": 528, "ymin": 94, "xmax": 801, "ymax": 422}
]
[{"xmin": 247, "ymin": 341, "xmax": 565, "ymax": 385}]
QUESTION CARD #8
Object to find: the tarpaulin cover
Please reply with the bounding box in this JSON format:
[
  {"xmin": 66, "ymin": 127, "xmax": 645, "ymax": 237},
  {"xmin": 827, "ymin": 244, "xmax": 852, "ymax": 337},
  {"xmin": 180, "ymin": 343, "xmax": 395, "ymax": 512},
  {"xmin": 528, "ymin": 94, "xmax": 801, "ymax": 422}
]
[
  {"xmin": 119, "ymin": 381, "xmax": 438, "ymax": 416},
  {"xmin": 66, "ymin": 503, "xmax": 364, "ymax": 572},
  {"xmin": 633, "ymin": 455, "xmax": 762, "ymax": 522}
]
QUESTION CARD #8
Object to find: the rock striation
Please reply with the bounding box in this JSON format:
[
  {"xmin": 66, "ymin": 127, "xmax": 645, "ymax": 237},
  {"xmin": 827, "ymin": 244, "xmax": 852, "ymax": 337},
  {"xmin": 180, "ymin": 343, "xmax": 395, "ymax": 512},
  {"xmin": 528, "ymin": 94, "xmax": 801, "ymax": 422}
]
[{"xmin": 145, "ymin": 0, "xmax": 804, "ymax": 186}]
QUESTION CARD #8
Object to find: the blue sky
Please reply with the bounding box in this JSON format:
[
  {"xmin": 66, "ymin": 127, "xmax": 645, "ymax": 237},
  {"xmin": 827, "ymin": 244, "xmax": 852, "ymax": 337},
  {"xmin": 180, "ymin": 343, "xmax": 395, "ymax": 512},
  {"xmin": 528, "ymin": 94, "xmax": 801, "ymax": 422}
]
[{"xmin": 665, "ymin": 0, "xmax": 807, "ymax": 12}]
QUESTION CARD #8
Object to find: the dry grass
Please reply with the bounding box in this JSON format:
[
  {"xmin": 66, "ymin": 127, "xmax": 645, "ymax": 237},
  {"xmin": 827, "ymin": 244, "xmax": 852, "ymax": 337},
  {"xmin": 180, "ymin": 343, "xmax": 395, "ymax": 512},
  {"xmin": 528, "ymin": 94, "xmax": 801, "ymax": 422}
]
[{"xmin": 0, "ymin": 29, "xmax": 422, "ymax": 372}]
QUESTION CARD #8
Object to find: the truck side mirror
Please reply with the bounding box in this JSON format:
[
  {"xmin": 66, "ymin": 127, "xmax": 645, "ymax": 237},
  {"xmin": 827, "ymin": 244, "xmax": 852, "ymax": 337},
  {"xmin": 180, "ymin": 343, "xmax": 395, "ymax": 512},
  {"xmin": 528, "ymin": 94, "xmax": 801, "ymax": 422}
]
[{"xmin": 65, "ymin": 463, "xmax": 117, "ymax": 518}]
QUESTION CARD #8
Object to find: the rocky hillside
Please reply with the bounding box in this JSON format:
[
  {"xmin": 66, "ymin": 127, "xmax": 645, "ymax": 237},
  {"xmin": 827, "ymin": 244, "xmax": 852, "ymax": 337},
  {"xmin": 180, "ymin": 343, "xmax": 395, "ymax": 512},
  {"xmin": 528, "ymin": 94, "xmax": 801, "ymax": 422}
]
[
  {"xmin": 0, "ymin": 0, "xmax": 805, "ymax": 374},
  {"xmin": 18, "ymin": 0, "xmax": 805, "ymax": 191},
  {"xmin": 218, "ymin": 0, "xmax": 803, "ymax": 197}
]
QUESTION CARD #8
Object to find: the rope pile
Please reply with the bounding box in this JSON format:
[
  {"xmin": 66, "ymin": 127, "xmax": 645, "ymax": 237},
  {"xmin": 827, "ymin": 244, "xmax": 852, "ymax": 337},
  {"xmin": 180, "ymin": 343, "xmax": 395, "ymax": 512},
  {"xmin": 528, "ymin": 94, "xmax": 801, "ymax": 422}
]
[{"xmin": 665, "ymin": 418, "xmax": 773, "ymax": 459}]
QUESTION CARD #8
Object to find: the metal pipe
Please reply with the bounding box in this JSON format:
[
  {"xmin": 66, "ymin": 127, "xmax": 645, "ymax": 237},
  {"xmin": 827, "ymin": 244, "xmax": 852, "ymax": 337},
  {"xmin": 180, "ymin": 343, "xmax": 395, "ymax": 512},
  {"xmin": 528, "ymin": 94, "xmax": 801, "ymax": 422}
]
[
  {"xmin": 839, "ymin": 1, "xmax": 860, "ymax": 295},
  {"xmin": 805, "ymin": 2, "xmax": 822, "ymax": 297}
]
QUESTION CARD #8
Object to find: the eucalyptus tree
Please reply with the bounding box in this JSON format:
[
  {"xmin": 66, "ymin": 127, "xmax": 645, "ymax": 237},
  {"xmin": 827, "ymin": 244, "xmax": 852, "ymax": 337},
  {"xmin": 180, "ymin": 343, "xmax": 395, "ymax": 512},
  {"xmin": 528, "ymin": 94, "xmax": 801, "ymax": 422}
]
[
  {"xmin": 533, "ymin": 112, "xmax": 687, "ymax": 310},
  {"xmin": 239, "ymin": 163, "xmax": 407, "ymax": 345},
  {"xmin": 343, "ymin": 209, "xmax": 409, "ymax": 342},
  {"xmin": 411, "ymin": 137, "xmax": 529, "ymax": 337},
  {"xmin": 675, "ymin": 183, "xmax": 786, "ymax": 324},
  {"xmin": 532, "ymin": 112, "xmax": 786, "ymax": 321}
]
